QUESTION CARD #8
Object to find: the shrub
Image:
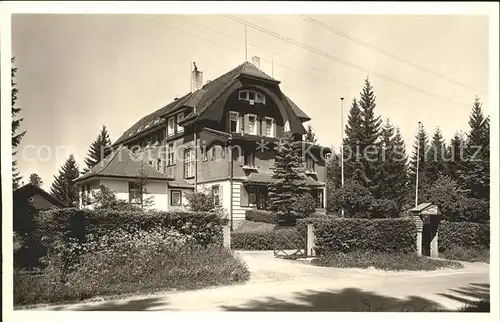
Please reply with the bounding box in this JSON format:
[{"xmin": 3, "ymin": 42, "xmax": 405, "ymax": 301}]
[
  {"xmin": 304, "ymin": 217, "xmax": 416, "ymax": 255},
  {"xmin": 311, "ymin": 250, "xmax": 463, "ymax": 271},
  {"xmin": 232, "ymin": 226, "xmax": 306, "ymax": 251},
  {"xmin": 245, "ymin": 209, "xmax": 277, "ymax": 224},
  {"xmin": 439, "ymin": 221, "xmax": 489, "ymax": 252},
  {"xmin": 370, "ymin": 198, "xmax": 400, "ymax": 218},
  {"xmin": 293, "ymin": 193, "xmax": 316, "ymax": 218},
  {"xmin": 457, "ymin": 198, "xmax": 489, "ymax": 223},
  {"xmin": 185, "ymin": 190, "xmax": 215, "ymax": 212},
  {"xmin": 89, "ymin": 185, "xmax": 141, "ymax": 211},
  {"xmin": 330, "ymin": 180, "xmax": 374, "ymax": 217},
  {"xmin": 14, "ymin": 230, "xmax": 249, "ymax": 306},
  {"xmin": 26, "ymin": 208, "xmax": 224, "ymax": 271}
]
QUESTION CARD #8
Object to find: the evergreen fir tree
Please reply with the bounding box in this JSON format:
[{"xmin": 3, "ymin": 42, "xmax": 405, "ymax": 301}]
[
  {"xmin": 50, "ymin": 154, "xmax": 81, "ymax": 207},
  {"xmin": 12, "ymin": 57, "xmax": 26, "ymax": 189},
  {"xmin": 464, "ymin": 96, "xmax": 489, "ymax": 199},
  {"xmin": 409, "ymin": 122, "xmax": 430, "ymax": 203},
  {"xmin": 304, "ymin": 124, "xmax": 317, "ymax": 144},
  {"xmin": 426, "ymin": 128, "xmax": 447, "ymax": 182},
  {"xmin": 29, "ymin": 173, "xmax": 43, "ymax": 188},
  {"xmin": 342, "ymin": 97, "xmax": 365, "ymax": 184},
  {"xmin": 377, "ymin": 120, "xmax": 408, "ymax": 206},
  {"xmin": 269, "ymin": 131, "xmax": 310, "ymax": 222},
  {"xmin": 357, "ymin": 78, "xmax": 383, "ymax": 194},
  {"xmin": 83, "ymin": 125, "xmax": 112, "ymax": 173},
  {"xmin": 446, "ymin": 131, "xmax": 467, "ymax": 185}
]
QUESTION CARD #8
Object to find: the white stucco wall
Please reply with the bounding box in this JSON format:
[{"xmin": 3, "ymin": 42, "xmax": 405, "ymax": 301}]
[
  {"xmin": 197, "ymin": 180, "xmax": 231, "ymax": 216},
  {"xmin": 97, "ymin": 177, "xmax": 169, "ymax": 211}
]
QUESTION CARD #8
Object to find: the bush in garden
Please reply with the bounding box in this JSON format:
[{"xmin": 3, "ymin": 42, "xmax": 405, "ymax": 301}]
[
  {"xmin": 370, "ymin": 198, "xmax": 400, "ymax": 218},
  {"xmin": 330, "ymin": 180, "xmax": 374, "ymax": 218},
  {"xmin": 293, "ymin": 193, "xmax": 317, "ymax": 218},
  {"xmin": 456, "ymin": 198, "xmax": 489, "ymax": 223},
  {"xmin": 89, "ymin": 185, "xmax": 140, "ymax": 211},
  {"xmin": 438, "ymin": 221, "xmax": 489, "ymax": 252},
  {"xmin": 303, "ymin": 217, "xmax": 416, "ymax": 255},
  {"xmin": 14, "ymin": 228, "xmax": 249, "ymax": 306},
  {"xmin": 231, "ymin": 227, "xmax": 306, "ymax": 251},
  {"xmin": 245, "ymin": 209, "xmax": 277, "ymax": 224},
  {"xmin": 185, "ymin": 189, "xmax": 215, "ymax": 212}
]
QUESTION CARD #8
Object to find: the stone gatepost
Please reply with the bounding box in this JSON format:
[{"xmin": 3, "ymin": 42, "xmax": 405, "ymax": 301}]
[
  {"xmin": 414, "ymin": 214, "xmax": 423, "ymax": 257},
  {"xmin": 306, "ymin": 223, "xmax": 316, "ymax": 257}
]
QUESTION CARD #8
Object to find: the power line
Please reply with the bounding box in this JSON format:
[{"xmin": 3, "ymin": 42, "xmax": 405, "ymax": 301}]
[
  {"xmin": 224, "ymin": 14, "xmax": 470, "ymax": 109},
  {"xmin": 299, "ymin": 15, "xmax": 484, "ymax": 95}
]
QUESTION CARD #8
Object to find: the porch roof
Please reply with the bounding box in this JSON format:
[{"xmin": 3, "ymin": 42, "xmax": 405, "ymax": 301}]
[{"xmin": 243, "ymin": 172, "xmax": 324, "ymax": 187}]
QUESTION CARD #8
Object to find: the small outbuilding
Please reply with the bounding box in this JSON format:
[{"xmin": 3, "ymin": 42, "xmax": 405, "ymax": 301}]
[{"xmin": 410, "ymin": 203, "xmax": 442, "ymax": 258}]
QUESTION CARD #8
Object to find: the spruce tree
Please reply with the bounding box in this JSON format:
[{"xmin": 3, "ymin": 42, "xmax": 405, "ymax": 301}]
[
  {"xmin": 342, "ymin": 97, "xmax": 365, "ymax": 184},
  {"xmin": 83, "ymin": 125, "xmax": 112, "ymax": 173},
  {"xmin": 409, "ymin": 122, "xmax": 430, "ymax": 204},
  {"xmin": 12, "ymin": 57, "xmax": 26, "ymax": 189},
  {"xmin": 377, "ymin": 120, "xmax": 408, "ymax": 206},
  {"xmin": 426, "ymin": 128, "xmax": 447, "ymax": 182},
  {"xmin": 464, "ymin": 97, "xmax": 489, "ymax": 199},
  {"xmin": 29, "ymin": 173, "xmax": 43, "ymax": 188},
  {"xmin": 304, "ymin": 124, "xmax": 317, "ymax": 144},
  {"xmin": 357, "ymin": 78, "xmax": 382, "ymax": 194},
  {"xmin": 50, "ymin": 154, "xmax": 81, "ymax": 207},
  {"xmin": 446, "ymin": 131, "xmax": 467, "ymax": 186},
  {"xmin": 269, "ymin": 131, "xmax": 310, "ymax": 223}
]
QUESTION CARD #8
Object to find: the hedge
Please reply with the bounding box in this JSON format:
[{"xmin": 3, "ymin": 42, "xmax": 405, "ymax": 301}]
[
  {"xmin": 439, "ymin": 221, "xmax": 490, "ymax": 252},
  {"xmin": 17, "ymin": 208, "xmax": 224, "ymax": 270},
  {"xmin": 245, "ymin": 209, "xmax": 277, "ymax": 224},
  {"xmin": 303, "ymin": 217, "xmax": 416, "ymax": 255},
  {"xmin": 232, "ymin": 226, "xmax": 306, "ymax": 251}
]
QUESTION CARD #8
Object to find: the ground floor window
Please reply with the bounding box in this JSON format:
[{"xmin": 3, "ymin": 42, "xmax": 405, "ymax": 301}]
[
  {"xmin": 246, "ymin": 186, "xmax": 269, "ymax": 209},
  {"xmin": 212, "ymin": 185, "xmax": 221, "ymax": 206},
  {"xmin": 311, "ymin": 189, "xmax": 324, "ymax": 208},
  {"xmin": 129, "ymin": 182, "xmax": 141, "ymax": 204},
  {"xmin": 171, "ymin": 190, "xmax": 182, "ymax": 206}
]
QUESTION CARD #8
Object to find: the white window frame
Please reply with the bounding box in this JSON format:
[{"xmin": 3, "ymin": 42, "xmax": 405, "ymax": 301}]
[
  {"xmin": 248, "ymin": 114, "xmax": 257, "ymax": 135},
  {"xmin": 167, "ymin": 117, "xmax": 175, "ymax": 136},
  {"xmin": 264, "ymin": 117, "xmax": 275, "ymax": 137},
  {"xmin": 171, "ymin": 190, "xmax": 182, "ymax": 206},
  {"xmin": 238, "ymin": 90, "xmax": 265, "ymax": 105},
  {"xmin": 128, "ymin": 182, "xmax": 141, "ymax": 204},
  {"xmin": 212, "ymin": 185, "xmax": 220, "ymax": 206},
  {"xmin": 167, "ymin": 143, "xmax": 175, "ymax": 166},
  {"xmin": 229, "ymin": 111, "xmax": 240, "ymax": 133},
  {"xmin": 177, "ymin": 113, "xmax": 184, "ymax": 133},
  {"xmin": 184, "ymin": 148, "xmax": 195, "ymax": 178}
]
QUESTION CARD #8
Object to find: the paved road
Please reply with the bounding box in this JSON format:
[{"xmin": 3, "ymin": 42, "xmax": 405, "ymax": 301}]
[{"xmin": 30, "ymin": 251, "xmax": 490, "ymax": 311}]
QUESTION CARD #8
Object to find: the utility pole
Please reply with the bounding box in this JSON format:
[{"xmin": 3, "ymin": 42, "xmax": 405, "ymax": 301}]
[
  {"xmin": 340, "ymin": 97, "xmax": 345, "ymax": 217},
  {"xmin": 244, "ymin": 24, "xmax": 248, "ymax": 61},
  {"xmin": 415, "ymin": 121, "xmax": 421, "ymax": 207}
]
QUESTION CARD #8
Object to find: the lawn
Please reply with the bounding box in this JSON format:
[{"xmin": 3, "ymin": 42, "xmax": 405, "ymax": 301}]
[
  {"xmin": 440, "ymin": 247, "xmax": 489, "ymax": 263},
  {"xmin": 311, "ymin": 251, "xmax": 464, "ymax": 271}
]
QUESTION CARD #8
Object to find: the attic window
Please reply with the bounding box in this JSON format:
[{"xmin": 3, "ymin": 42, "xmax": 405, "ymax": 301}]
[
  {"xmin": 145, "ymin": 124, "xmax": 150, "ymax": 129},
  {"xmin": 239, "ymin": 90, "xmax": 266, "ymax": 104}
]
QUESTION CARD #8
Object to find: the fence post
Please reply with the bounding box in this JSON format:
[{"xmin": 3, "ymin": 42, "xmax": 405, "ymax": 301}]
[
  {"xmin": 414, "ymin": 215, "xmax": 423, "ymax": 257},
  {"xmin": 306, "ymin": 223, "xmax": 316, "ymax": 257},
  {"xmin": 223, "ymin": 224, "xmax": 231, "ymax": 249},
  {"xmin": 430, "ymin": 230, "xmax": 439, "ymax": 258}
]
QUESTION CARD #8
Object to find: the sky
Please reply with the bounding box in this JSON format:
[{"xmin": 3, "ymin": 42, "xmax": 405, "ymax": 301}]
[{"xmin": 11, "ymin": 14, "xmax": 489, "ymax": 189}]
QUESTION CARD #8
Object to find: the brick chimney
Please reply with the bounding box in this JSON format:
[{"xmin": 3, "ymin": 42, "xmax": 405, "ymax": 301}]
[
  {"xmin": 191, "ymin": 62, "xmax": 203, "ymax": 92},
  {"xmin": 251, "ymin": 56, "xmax": 260, "ymax": 69}
]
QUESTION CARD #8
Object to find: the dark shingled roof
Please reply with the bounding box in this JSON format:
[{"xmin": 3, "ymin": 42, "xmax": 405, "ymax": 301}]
[
  {"xmin": 113, "ymin": 61, "xmax": 310, "ymax": 146},
  {"xmin": 74, "ymin": 146, "xmax": 170, "ymax": 182}
]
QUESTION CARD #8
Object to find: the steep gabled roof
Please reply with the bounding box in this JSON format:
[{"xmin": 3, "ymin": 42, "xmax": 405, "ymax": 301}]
[
  {"xmin": 113, "ymin": 61, "xmax": 307, "ymax": 147},
  {"xmin": 14, "ymin": 184, "xmax": 66, "ymax": 207},
  {"xmin": 74, "ymin": 146, "xmax": 170, "ymax": 182}
]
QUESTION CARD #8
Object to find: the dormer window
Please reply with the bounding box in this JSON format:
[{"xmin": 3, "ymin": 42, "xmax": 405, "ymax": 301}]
[
  {"xmin": 239, "ymin": 90, "xmax": 266, "ymax": 105},
  {"xmin": 177, "ymin": 113, "xmax": 184, "ymax": 133}
]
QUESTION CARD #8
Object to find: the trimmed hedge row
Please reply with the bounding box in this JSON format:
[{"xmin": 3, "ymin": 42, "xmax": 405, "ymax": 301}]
[
  {"xmin": 303, "ymin": 217, "xmax": 416, "ymax": 255},
  {"xmin": 232, "ymin": 227, "xmax": 306, "ymax": 251},
  {"xmin": 36, "ymin": 208, "xmax": 224, "ymax": 246},
  {"xmin": 17, "ymin": 208, "xmax": 224, "ymax": 269},
  {"xmin": 439, "ymin": 221, "xmax": 490, "ymax": 252},
  {"xmin": 245, "ymin": 209, "xmax": 277, "ymax": 224}
]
